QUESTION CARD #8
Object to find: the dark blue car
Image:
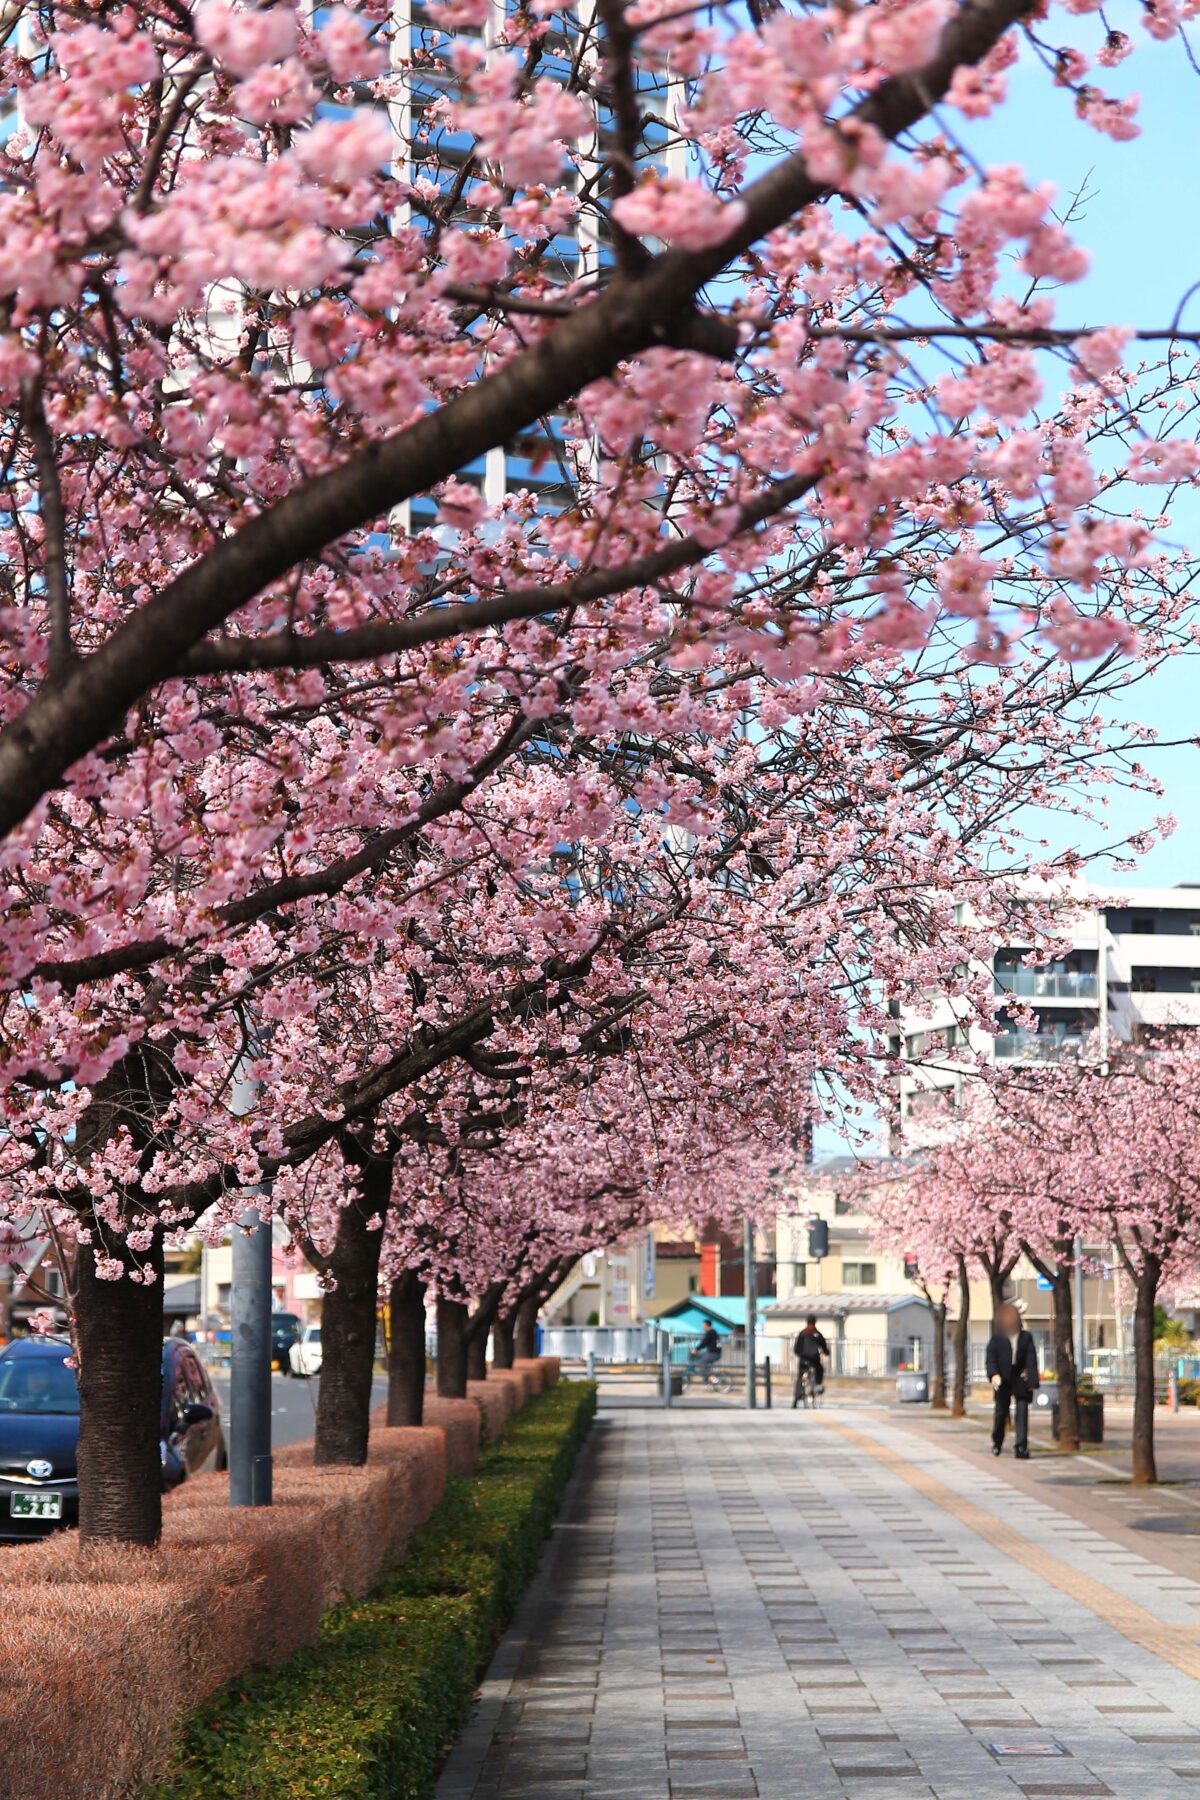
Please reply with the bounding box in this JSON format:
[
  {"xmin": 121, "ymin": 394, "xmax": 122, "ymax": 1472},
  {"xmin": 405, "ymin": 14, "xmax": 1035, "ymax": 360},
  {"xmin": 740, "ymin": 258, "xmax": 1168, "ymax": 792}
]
[{"xmin": 0, "ymin": 1335, "xmax": 225, "ymax": 1541}]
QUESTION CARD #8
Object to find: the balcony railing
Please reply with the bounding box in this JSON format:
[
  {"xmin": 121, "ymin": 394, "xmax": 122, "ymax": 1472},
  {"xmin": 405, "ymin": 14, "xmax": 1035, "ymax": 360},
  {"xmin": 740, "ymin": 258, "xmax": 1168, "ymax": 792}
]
[
  {"xmin": 994, "ymin": 969, "xmax": 1099, "ymax": 1000},
  {"xmin": 993, "ymin": 1032, "xmax": 1085, "ymax": 1062}
]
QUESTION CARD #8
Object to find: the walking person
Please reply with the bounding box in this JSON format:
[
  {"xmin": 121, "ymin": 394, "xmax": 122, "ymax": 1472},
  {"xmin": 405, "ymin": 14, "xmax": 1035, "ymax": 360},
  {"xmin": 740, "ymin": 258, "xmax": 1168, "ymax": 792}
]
[
  {"xmin": 986, "ymin": 1301, "xmax": 1039, "ymax": 1458},
  {"xmin": 792, "ymin": 1315, "xmax": 829, "ymax": 1407}
]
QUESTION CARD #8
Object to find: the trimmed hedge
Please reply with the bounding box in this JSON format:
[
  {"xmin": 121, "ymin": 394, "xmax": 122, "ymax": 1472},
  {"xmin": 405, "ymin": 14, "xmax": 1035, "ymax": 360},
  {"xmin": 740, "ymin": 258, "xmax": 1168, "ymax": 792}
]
[{"xmin": 150, "ymin": 1380, "xmax": 596, "ymax": 1800}]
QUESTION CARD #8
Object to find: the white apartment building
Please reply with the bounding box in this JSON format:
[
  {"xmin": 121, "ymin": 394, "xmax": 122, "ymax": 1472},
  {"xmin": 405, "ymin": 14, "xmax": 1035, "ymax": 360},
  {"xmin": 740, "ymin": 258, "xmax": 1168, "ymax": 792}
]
[{"xmin": 895, "ymin": 882, "xmax": 1200, "ymax": 1130}]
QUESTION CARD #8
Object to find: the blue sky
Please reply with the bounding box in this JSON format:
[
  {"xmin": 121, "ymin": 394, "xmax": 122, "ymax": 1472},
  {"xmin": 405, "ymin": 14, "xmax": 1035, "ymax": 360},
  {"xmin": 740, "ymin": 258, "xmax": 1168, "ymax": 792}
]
[
  {"xmin": 813, "ymin": 29, "xmax": 1200, "ymax": 1157},
  {"xmin": 961, "ymin": 23, "xmax": 1200, "ymax": 885}
]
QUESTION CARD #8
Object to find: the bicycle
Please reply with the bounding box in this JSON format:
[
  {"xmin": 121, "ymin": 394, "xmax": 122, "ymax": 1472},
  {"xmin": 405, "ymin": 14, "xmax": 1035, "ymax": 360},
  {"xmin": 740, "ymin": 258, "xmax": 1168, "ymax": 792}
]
[
  {"xmin": 792, "ymin": 1362, "xmax": 822, "ymax": 1409},
  {"xmin": 683, "ymin": 1356, "xmax": 735, "ymax": 1394}
]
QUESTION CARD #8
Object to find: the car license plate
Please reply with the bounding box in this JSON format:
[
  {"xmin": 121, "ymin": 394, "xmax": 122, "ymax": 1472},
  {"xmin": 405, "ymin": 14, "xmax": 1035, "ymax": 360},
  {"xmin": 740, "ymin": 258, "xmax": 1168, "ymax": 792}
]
[{"xmin": 10, "ymin": 1491, "xmax": 62, "ymax": 1520}]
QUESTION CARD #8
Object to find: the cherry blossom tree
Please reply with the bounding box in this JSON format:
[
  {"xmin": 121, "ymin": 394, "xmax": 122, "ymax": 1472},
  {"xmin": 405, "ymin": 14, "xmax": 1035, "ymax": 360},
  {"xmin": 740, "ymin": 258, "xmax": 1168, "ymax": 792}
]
[
  {"xmin": 886, "ymin": 1045, "xmax": 1200, "ymax": 1479},
  {"xmin": 892, "ymin": 1082, "xmax": 1087, "ymax": 1443},
  {"xmin": 0, "ymin": 0, "xmax": 1196, "ymax": 1545}
]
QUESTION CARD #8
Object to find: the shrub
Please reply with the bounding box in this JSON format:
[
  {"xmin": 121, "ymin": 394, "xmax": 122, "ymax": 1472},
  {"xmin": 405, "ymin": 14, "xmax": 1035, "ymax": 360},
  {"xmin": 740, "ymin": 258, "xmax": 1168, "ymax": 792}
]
[
  {"xmin": 153, "ymin": 1380, "xmax": 597, "ymax": 1800},
  {"xmin": 466, "ymin": 1379, "xmax": 512, "ymax": 1443},
  {"xmin": 419, "ymin": 1398, "xmax": 480, "ymax": 1478}
]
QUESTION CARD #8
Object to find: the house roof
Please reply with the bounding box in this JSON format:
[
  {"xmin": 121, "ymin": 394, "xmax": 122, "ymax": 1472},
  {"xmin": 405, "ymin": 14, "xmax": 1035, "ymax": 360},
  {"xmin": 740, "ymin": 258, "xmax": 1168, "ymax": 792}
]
[
  {"xmin": 654, "ymin": 1295, "xmax": 748, "ymax": 1333},
  {"xmin": 766, "ymin": 1293, "xmax": 943, "ymax": 1318},
  {"xmin": 162, "ymin": 1275, "xmax": 200, "ymax": 1315}
]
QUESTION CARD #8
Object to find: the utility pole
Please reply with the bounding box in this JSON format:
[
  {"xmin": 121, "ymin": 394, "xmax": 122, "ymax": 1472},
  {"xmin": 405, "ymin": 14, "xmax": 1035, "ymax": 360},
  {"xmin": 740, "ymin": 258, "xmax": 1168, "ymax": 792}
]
[
  {"xmin": 1073, "ymin": 1234, "xmax": 1086, "ymax": 1378},
  {"xmin": 744, "ymin": 1215, "xmax": 757, "ymax": 1410},
  {"xmin": 230, "ymin": 1204, "xmax": 273, "ymax": 1507}
]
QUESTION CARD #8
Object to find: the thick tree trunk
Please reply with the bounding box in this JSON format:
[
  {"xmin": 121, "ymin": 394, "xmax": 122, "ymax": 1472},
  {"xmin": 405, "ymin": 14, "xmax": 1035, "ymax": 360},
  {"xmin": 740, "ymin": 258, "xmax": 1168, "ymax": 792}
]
[
  {"xmin": 466, "ymin": 1328, "xmax": 488, "ymax": 1382},
  {"xmin": 314, "ymin": 1162, "xmax": 388, "ymax": 1466},
  {"xmin": 76, "ymin": 1233, "xmax": 167, "ymax": 1546},
  {"xmin": 951, "ymin": 1255, "xmax": 970, "ymax": 1419},
  {"xmin": 1051, "ymin": 1262, "xmax": 1080, "ymax": 1453},
  {"xmin": 437, "ymin": 1297, "xmax": 469, "ymax": 1398},
  {"xmin": 513, "ymin": 1293, "xmax": 539, "ymax": 1360},
  {"xmin": 465, "ymin": 1292, "xmax": 502, "ymax": 1381},
  {"xmin": 386, "ymin": 1268, "xmax": 427, "ymax": 1427},
  {"xmin": 930, "ymin": 1300, "xmax": 947, "ymax": 1410},
  {"xmin": 1132, "ymin": 1258, "xmax": 1160, "ymax": 1485},
  {"xmin": 492, "ymin": 1310, "xmax": 516, "ymax": 1369},
  {"xmin": 988, "ymin": 1268, "xmax": 1007, "ymax": 1316}
]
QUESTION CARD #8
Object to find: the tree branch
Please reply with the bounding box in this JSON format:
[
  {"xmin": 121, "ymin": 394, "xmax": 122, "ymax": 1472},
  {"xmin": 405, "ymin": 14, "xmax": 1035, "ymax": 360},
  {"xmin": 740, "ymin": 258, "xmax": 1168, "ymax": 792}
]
[{"xmin": 0, "ymin": 0, "xmax": 1032, "ymax": 839}]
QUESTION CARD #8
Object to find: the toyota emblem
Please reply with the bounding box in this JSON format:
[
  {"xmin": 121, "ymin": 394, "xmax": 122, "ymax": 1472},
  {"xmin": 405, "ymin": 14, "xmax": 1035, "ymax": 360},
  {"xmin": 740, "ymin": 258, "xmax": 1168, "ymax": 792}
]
[{"xmin": 25, "ymin": 1459, "xmax": 52, "ymax": 1479}]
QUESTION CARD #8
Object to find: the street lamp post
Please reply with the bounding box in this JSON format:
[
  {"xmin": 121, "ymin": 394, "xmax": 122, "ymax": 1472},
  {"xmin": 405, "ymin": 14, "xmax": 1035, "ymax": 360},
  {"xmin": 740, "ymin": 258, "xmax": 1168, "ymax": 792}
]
[
  {"xmin": 230, "ymin": 1204, "xmax": 273, "ymax": 1507},
  {"xmin": 744, "ymin": 1215, "xmax": 757, "ymax": 1410}
]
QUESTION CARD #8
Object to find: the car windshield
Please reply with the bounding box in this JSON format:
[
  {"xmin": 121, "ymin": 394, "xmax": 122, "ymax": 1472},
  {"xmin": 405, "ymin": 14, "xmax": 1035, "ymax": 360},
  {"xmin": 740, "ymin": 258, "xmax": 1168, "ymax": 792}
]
[
  {"xmin": 307, "ymin": 1328, "xmax": 321, "ymax": 1343},
  {"xmin": 0, "ymin": 1355, "xmax": 79, "ymax": 1414}
]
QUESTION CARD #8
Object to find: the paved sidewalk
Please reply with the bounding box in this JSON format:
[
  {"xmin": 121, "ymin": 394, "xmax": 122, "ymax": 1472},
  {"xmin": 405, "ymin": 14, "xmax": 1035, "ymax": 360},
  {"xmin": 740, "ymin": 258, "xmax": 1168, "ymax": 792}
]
[{"xmin": 437, "ymin": 1404, "xmax": 1200, "ymax": 1800}]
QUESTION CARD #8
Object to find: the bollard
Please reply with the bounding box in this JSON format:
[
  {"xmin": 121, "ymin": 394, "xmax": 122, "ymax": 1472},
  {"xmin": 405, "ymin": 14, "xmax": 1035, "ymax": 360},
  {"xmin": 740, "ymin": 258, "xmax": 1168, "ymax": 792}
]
[
  {"xmin": 662, "ymin": 1344, "xmax": 673, "ymax": 1407},
  {"xmin": 1170, "ymin": 1369, "xmax": 1180, "ymax": 1414},
  {"xmin": 763, "ymin": 1357, "xmax": 772, "ymax": 1410},
  {"xmin": 586, "ymin": 1350, "xmax": 596, "ymax": 1383}
]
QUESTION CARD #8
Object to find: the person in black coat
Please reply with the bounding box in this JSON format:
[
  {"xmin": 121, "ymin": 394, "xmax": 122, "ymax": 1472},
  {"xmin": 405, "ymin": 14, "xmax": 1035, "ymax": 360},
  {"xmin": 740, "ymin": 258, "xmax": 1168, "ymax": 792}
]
[{"xmin": 986, "ymin": 1302, "xmax": 1039, "ymax": 1458}]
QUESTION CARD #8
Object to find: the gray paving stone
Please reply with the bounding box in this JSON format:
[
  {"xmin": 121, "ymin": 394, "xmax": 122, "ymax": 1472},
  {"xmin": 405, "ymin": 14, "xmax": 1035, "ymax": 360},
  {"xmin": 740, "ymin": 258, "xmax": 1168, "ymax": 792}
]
[{"xmin": 435, "ymin": 1408, "xmax": 1200, "ymax": 1799}]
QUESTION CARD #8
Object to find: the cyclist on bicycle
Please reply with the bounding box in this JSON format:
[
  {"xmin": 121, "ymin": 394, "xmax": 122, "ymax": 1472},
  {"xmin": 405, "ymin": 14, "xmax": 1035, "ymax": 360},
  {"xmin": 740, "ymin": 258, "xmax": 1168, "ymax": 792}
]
[
  {"xmin": 792, "ymin": 1315, "xmax": 829, "ymax": 1407},
  {"xmin": 693, "ymin": 1322, "xmax": 723, "ymax": 1384}
]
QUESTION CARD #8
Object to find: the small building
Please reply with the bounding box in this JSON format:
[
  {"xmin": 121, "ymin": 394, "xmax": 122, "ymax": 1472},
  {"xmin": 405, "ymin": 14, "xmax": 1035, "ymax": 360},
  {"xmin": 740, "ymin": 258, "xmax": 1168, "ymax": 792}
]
[{"xmin": 762, "ymin": 1295, "xmax": 945, "ymax": 1376}]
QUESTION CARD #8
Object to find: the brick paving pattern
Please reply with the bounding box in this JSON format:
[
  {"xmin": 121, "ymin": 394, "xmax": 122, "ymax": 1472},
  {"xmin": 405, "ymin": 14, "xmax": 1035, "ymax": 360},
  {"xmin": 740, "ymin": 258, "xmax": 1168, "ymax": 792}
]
[{"xmin": 436, "ymin": 1407, "xmax": 1200, "ymax": 1800}]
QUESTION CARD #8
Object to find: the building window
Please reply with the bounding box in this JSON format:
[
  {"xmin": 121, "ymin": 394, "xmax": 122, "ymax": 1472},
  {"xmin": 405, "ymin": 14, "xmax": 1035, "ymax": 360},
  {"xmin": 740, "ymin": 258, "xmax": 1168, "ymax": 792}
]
[
  {"xmin": 792, "ymin": 1262, "xmax": 807, "ymax": 1288},
  {"xmin": 843, "ymin": 1262, "xmax": 877, "ymax": 1287},
  {"xmin": 1132, "ymin": 917, "xmax": 1156, "ymax": 935},
  {"xmin": 687, "ymin": 1275, "xmax": 698, "ymax": 1293}
]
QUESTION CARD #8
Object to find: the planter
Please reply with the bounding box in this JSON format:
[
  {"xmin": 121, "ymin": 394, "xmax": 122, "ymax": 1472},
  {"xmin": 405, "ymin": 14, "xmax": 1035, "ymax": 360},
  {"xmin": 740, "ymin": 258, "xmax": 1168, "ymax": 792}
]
[{"xmin": 1051, "ymin": 1394, "xmax": 1104, "ymax": 1444}]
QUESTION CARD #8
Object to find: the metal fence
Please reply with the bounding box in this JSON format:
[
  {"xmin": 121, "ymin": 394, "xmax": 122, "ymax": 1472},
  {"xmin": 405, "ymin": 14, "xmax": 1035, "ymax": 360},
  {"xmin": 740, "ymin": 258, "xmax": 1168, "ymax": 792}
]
[{"xmin": 541, "ymin": 1325, "xmax": 660, "ymax": 1363}]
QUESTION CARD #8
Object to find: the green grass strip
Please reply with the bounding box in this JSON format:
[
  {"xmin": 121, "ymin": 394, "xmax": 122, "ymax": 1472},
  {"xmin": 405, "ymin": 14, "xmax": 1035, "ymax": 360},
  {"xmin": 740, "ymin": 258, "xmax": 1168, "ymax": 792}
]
[{"xmin": 150, "ymin": 1379, "xmax": 597, "ymax": 1800}]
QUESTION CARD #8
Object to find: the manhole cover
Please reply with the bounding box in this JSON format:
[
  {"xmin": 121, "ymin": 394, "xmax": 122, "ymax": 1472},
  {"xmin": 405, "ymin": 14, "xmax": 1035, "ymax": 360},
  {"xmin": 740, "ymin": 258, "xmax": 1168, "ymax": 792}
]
[
  {"xmin": 987, "ymin": 1743, "xmax": 1069, "ymax": 1759},
  {"xmin": 1129, "ymin": 1515, "xmax": 1200, "ymax": 1536}
]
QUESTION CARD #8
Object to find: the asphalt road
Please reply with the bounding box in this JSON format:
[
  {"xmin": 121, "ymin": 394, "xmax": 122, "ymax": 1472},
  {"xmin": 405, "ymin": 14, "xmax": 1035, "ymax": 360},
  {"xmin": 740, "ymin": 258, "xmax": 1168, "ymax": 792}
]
[{"xmin": 209, "ymin": 1369, "xmax": 389, "ymax": 1449}]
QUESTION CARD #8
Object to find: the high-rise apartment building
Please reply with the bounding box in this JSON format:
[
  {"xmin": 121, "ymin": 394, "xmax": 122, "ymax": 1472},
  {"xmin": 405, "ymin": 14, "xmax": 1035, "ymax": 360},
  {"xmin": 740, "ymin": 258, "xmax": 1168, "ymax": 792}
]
[{"xmin": 894, "ymin": 882, "xmax": 1200, "ymax": 1132}]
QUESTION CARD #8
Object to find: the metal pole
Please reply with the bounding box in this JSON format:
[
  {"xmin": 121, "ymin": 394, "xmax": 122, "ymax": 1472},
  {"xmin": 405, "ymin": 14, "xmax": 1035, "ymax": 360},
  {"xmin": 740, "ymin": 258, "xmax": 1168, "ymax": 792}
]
[
  {"xmin": 230, "ymin": 1205, "xmax": 273, "ymax": 1507},
  {"xmin": 586, "ymin": 1349, "xmax": 596, "ymax": 1383},
  {"xmin": 1073, "ymin": 1235, "xmax": 1086, "ymax": 1378},
  {"xmin": 763, "ymin": 1357, "xmax": 772, "ymax": 1410},
  {"xmin": 662, "ymin": 1340, "xmax": 673, "ymax": 1408},
  {"xmin": 744, "ymin": 1215, "xmax": 757, "ymax": 1410}
]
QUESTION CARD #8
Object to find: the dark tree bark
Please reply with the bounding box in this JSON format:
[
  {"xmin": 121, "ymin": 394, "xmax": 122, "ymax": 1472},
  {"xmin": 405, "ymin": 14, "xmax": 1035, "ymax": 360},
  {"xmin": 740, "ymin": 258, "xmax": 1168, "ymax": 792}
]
[
  {"xmin": 464, "ymin": 1290, "xmax": 503, "ymax": 1382},
  {"xmin": 1050, "ymin": 1257, "xmax": 1080, "ymax": 1453},
  {"xmin": 466, "ymin": 1329, "xmax": 488, "ymax": 1382},
  {"xmin": 1132, "ymin": 1256, "xmax": 1161, "ymax": 1485},
  {"xmin": 513, "ymin": 1293, "xmax": 539, "ymax": 1361},
  {"xmin": 76, "ymin": 1232, "xmax": 167, "ymax": 1546},
  {"xmin": 437, "ymin": 1297, "xmax": 470, "ymax": 1398},
  {"xmin": 492, "ymin": 1309, "xmax": 516, "ymax": 1369},
  {"xmin": 386, "ymin": 1268, "xmax": 427, "ymax": 1428},
  {"xmin": 929, "ymin": 1297, "xmax": 948, "ymax": 1410},
  {"xmin": 987, "ymin": 1267, "xmax": 1008, "ymax": 1317},
  {"xmin": 73, "ymin": 1041, "xmax": 180, "ymax": 1545},
  {"xmin": 951, "ymin": 1255, "xmax": 970, "ymax": 1419},
  {"xmin": 314, "ymin": 1156, "xmax": 389, "ymax": 1466}
]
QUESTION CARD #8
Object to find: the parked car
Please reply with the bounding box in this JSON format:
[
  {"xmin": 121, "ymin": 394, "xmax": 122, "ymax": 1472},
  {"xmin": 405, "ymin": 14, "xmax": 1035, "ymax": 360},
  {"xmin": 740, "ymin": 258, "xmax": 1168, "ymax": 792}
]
[
  {"xmin": 271, "ymin": 1311, "xmax": 302, "ymax": 1374},
  {"xmin": 289, "ymin": 1323, "xmax": 322, "ymax": 1378},
  {"xmin": 0, "ymin": 1335, "xmax": 226, "ymax": 1541}
]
